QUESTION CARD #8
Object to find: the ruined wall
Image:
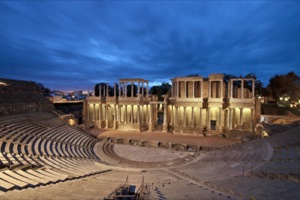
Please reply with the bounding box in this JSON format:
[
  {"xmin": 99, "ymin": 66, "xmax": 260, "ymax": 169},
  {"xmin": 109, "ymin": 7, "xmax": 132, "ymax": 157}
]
[{"xmin": 0, "ymin": 78, "xmax": 54, "ymax": 116}]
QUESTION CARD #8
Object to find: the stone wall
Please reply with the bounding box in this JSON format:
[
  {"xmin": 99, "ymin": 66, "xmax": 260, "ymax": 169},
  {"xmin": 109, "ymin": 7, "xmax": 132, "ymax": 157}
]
[{"xmin": 0, "ymin": 78, "xmax": 54, "ymax": 116}]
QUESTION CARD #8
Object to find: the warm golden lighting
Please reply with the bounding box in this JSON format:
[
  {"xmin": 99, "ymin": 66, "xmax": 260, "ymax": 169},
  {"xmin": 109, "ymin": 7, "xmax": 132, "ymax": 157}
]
[
  {"xmin": 279, "ymin": 97, "xmax": 283, "ymax": 100},
  {"xmin": 0, "ymin": 81, "xmax": 8, "ymax": 86},
  {"xmin": 284, "ymin": 97, "xmax": 288, "ymax": 101},
  {"xmin": 68, "ymin": 119, "xmax": 76, "ymax": 126}
]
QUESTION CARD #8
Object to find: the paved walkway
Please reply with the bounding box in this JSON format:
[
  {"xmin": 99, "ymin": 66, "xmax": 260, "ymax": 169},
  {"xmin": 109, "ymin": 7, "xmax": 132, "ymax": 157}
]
[{"xmin": 89, "ymin": 128, "xmax": 240, "ymax": 148}]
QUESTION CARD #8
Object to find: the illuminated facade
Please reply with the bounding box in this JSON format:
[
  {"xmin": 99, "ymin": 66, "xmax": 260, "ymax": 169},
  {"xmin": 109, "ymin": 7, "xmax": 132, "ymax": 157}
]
[{"xmin": 83, "ymin": 74, "xmax": 260, "ymax": 135}]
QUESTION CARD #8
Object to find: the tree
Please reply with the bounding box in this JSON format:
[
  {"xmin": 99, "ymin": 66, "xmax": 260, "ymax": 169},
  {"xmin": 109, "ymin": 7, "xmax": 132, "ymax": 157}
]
[
  {"xmin": 150, "ymin": 82, "xmax": 171, "ymax": 101},
  {"xmin": 94, "ymin": 83, "xmax": 114, "ymax": 96},
  {"xmin": 267, "ymin": 71, "xmax": 300, "ymax": 101},
  {"xmin": 36, "ymin": 83, "xmax": 51, "ymax": 97}
]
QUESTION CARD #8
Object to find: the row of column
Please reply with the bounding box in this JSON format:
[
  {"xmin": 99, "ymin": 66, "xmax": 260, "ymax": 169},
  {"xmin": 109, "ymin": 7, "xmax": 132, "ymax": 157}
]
[
  {"xmin": 227, "ymin": 108, "xmax": 254, "ymax": 130},
  {"xmin": 169, "ymin": 106, "xmax": 204, "ymax": 128},
  {"xmin": 119, "ymin": 82, "xmax": 149, "ymax": 98},
  {"xmin": 87, "ymin": 103, "xmax": 151, "ymax": 129},
  {"xmin": 209, "ymin": 80, "xmax": 223, "ymax": 98},
  {"xmin": 229, "ymin": 79, "xmax": 255, "ymax": 99},
  {"xmin": 172, "ymin": 81, "xmax": 203, "ymax": 98}
]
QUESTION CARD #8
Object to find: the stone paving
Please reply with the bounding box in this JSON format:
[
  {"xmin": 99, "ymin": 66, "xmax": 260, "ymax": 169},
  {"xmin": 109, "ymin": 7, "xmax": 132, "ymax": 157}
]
[
  {"xmin": 113, "ymin": 144, "xmax": 191, "ymax": 162},
  {"xmin": 89, "ymin": 128, "xmax": 240, "ymax": 147}
]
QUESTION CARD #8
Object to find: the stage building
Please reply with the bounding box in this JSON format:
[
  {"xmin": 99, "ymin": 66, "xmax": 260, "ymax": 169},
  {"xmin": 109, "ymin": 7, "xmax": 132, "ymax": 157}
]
[{"xmin": 83, "ymin": 74, "xmax": 261, "ymax": 135}]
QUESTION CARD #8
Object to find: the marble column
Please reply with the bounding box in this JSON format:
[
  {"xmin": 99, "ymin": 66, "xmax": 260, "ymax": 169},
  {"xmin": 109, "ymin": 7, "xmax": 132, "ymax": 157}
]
[
  {"xmin": 124, "ymin": 105, "xmax": 127, "ymax": 124},
  {"xmin": 250, "ymin": 108, "xmax": 254, "ymax": 131},
  {"xmin": 137, "ymin": 105, "xmax": 140, "ymax": 124},
  {"xmin": 191, "ymin": 107, "xmax": 194, "ymax": 128},
  {"xmin": 99, "ymin": 104, "xmax": 102, "ymax": 127},
  {"xmin": 131, "ymin": 82, "xmax": 134, "ymax": 98},
  {"xmin": 175, "ymin": 106, "xmax": 178, "ymax": 126},
  {"xmin": 241, "ymin": 80, "xmax": 244, "ymax": 99},
  {"xmin": 206, "ymin": 107, "xmax": 210, "ymax": 129},
  {"xmin": 219, "ymin": 107, "xmax": 222, "ymax": 132},
  {"xmin": 199, "ymin": 107, "xmax": 202, "ymax": 128},
  {"xmin": 93, "ymin": 104, "xmax": 96, "ymax": 121},
  {"xmin": 131, "ymin": 105, "xmax": 134, "ymax": 124},
  {"xmin": 183, "ymin": 106, "xmax": 186, "ymax": 127},
  {"xmin": 148, "ymin": 104, "xmax": 153, "ymax": 132},
  {"xmin": 113, "ymin": 104, "xmax": 117, "ymax": 129},
  {"xmin": 105, "ymin": 105, "xmax": 108, "ymax": 128},
  {"xmin": 118, "ymin": 105, "xmax": 121, "ymax": 122},
  {"xmin": 163, "ymin": 103, "xmax": 168, "ymax": 132},
  {"xmin": 229, "ymin": 108, "xmax": 233, "ymax": 130},
  {"xmin": 239, "ymin": 108, "xmax": 243, "ymax": 130}
]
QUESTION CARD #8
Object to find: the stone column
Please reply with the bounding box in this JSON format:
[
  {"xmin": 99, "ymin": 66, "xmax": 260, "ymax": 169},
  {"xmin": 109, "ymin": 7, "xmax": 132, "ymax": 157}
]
[
  {"xmin": 131, "ymin": 105, "xmax": 134, "ymax": 124},
  {"xmin": 146, "ymin": 82, "xmax": 149, "ymax": 98},
  {"xmin": 99, "ymin": 104, "xmax": 102, "ymax": 127},
  {"xmin": 119, "ymin": 82, "xmax": 121, "ymax": 97},
  {"xmin": 191, "ymin": 107, "xmax": 194, "ymax": 128},
  {"xmin": 176, "ymin": 81, "xmax": 179, "ymax": 98},
  {"xmin": 239, "ymin": 108, "xmax": 243, "ymax": 130},
  {"xmin": 93, "ymin": 104, "xmax": 96, "ymax": 121},
  {"xmin": 250, "ymin": 108, "xmax": 254, "ymax": 131},
  {"xmin": 124, "ymin": 82, "xmax": 127, "ymax": 97},
  {"xmin": 208, "ymin": 81, "xmax": 211, "ymax": 98},
  {"xmin": 192, "ymin": 81, "xmax": 195, "ymax": 98},
  {"xmin": 148, "ymin": 104, "xmax": 153, "ymax": 132},
  {"xmin": 162, "ymin": 103, "xmax": 168, "ymax": 132},
  {"xmin": 199, "ymin": 107, "xmax": 202, "ymax": 128},
  {"xmin": 106, "ymin": 84, "xmax": 109, "ymax": 97},
  {"xmin": 229, "ymin": 108, "xmax": 233, "ymax": 130},
  {"xmin": 105, "ymin": 105, "xmax": 108, "ymax": 128},
  {"xmin": 138, "ymin": 82, "xmax": 140, "ymax": 97},
  {"xmin": 113, "ymin": 104, "xmax": 117, "ymax": 129},
  {"xmin": 230, "ymin": 80, "xmax": 233, "ymax": 98},
  {"xmin": 206, "ymin": 107, "xmax": 210, "ymax": 129},
  {"xmin": 219, "ymin": 107, "xmax": 222, "ymax": 132},
  {"xmin": 146, "ymin": 104, "xmax": 149, "ymax": 123},
  {"xmin": 200, "ymin": 81, "xmax": 203, "ymax": 98},
  {"xmin": 241, "ymin": 80, "xmax": 244, "ymax": 99},
  {"xmin": 141, "ymin": 82, "xmax": 144, "ymax": 97},
  {"xmin": 87, "ymin": 103, "xmax": 90, "ymax": 121},
  {"xmin": 118, "ymin": 105, "xmax": 121, "ymax": 122},
  {"xmin": 137, "ymin": 105, "xmax": 140, "ymax": 124},
  {"xmin": 103, "ymin": 85, "xmax": 106, "ymax": 97},
  {"xmin": 184, "ymin": 81, "xmax": 187, "ymax": 98},
  {"xmin": 124, "ymin": 105, "xmax": 127, "ymax": 124},
  {"xmin": 183, "ymin": 106, "xmax": 186, "ymax": 127},
  {"xmin": 170, "ymin": 105, "xmax": 174, "ymax": 125},
  {"xmin": 131, "ymin": 82, "xmax": 134, "ymax": 98},
  {"xmin": 175, "ymin": 106, "xmax": 178, "ymax": 126},
  {"xmin": 220, "ymin": 81, "xmax": 223, "ymax": 98}
]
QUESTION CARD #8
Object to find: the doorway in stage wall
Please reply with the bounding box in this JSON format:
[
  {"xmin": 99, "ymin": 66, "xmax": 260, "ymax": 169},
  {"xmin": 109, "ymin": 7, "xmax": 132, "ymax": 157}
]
[{"xmin": 210, "ymin": 120, "xmax": 216, "ymax": 130}]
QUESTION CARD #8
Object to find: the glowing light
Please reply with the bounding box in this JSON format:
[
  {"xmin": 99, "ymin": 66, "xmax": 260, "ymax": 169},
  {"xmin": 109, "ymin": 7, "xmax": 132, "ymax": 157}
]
[
  {"xmin": 68, "ymin": 119, "xmax": 76, "ymax": 126},
  {"xmin": 279, "ymin": 97, "xmax": 283, "ymax": 101},
  {"xmin": 284, "ymin": 97, "xmax": 288, "ymax": 101},
  {"xmin": 0, "ymin": 82, "xmax": 7, "ymax": 86}
]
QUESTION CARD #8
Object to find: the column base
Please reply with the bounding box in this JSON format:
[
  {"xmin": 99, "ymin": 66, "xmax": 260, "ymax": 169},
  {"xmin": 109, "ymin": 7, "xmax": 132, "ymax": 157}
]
[
  {"xmin": 162, "ymin": 124, "xmax": 168, "ymax": 132},
  {"xmin": 148, "ymin": 124, "xmax": 153, "ymax": 132},
  {"xmin": 105, "ymin": 120, "xmax": 109, "ymax": 128},
  {"xmin": 113, "ymin": 121, "xmax": 117, "ymax": 129}
]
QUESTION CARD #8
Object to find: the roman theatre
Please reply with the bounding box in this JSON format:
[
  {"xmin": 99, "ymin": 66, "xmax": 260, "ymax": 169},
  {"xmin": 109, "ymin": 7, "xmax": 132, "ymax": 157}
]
[{"xmin": 1, "ymin": 76, "xmax": 300, "ymax": 200}]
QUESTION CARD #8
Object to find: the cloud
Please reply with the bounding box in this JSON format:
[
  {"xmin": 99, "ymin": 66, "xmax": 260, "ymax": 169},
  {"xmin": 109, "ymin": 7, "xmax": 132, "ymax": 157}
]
[{"xmin": 0, "ymin": 1, "xmax": 300, "ymax": 90}]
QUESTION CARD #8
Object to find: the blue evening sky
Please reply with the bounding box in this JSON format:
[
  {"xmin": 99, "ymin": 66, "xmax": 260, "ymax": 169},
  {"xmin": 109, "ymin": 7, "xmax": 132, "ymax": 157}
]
[{"xmin": 1, "ymin": 1, "xmax": 300, "ymax": 91}]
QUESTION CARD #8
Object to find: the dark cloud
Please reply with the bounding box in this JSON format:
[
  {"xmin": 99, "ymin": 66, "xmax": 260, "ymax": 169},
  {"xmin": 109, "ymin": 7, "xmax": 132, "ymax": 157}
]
[{"xmin": 0, "ymin": 1, "xmax": 300, "ymax": 90}]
